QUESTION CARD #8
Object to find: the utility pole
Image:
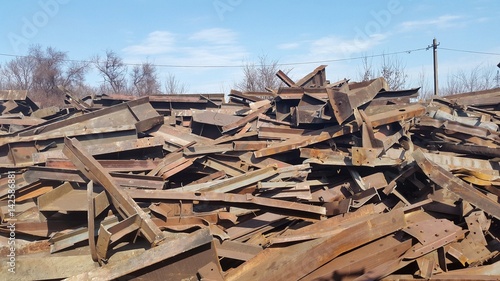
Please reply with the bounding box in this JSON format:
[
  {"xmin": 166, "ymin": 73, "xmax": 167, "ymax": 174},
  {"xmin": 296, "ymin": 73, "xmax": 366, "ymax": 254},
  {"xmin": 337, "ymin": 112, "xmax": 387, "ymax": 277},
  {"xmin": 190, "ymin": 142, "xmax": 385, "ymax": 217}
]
[
  {"xmin": 497, "ymin": 62, "xmax": 500, "ymax": 88},
  {"xmin": 428, "ymin": 38, "xmax": 440, "ymax": 97}
]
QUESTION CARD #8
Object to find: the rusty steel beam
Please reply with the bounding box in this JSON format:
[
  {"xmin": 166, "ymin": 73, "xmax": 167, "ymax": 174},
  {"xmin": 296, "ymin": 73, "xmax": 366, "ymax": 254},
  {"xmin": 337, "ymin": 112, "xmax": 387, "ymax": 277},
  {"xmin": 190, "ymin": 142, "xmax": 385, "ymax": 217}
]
[
  {"xmin": 328, "ymin": 77, "xmax": 388, "ymax": 124},
  {"xmin": 66, "ymin": 229, "xmax": 213, "ymax": 281},
  {"xmin": 212, "ymin": 130, "xmax": 258, "ymax": 145},
  {"xmin": 46, "ymin": 158, "xmax": 160, "ymax": 172},
  {"xmin": 303, "ymin": 235, "xmax": 412, "ymax": 281},
  {"xmin": 295, "ymin": 65, "xmax": 327, "ymax": 87},
  {"xmin": 233, "ymin": 141, "xmax": 268, "ymax": 151},
  {"xmin": 402, "ymin": 218, "xmax": 464, "ymax": 259},
  {"xmin": 126, "ymin": 189, "xmax": 326, "ymax": 216},
  {"xmin": 37, "ymin": 181, "xmax": 109, "ymax": 214},
  {"xmin": 188, "ymin": 170, "xmax": 226, "ymax": 185},
  {"xmin": 0, "ymin": 89, "xmax": 28, "ymax": 100},
  {"xmin": 225, "ymin": 212, "xmax": 285, "ymax": 240},
  {"xmin": 215, "ymin": 239, "xmax": 262, "ymax": 261},
  {"xmin": 433, "ymin": 142, "xmax": 500, "ymax": 158},
  {"xmin": 170, "ymin": 167, "xmax": 260, "ymax": 192},
  {"xmin": 228, "ymin": 89, "xmax": 264, "ymax": 102},
  {"xmin": 224, "ymin": 209, "xmax": 405, "ymax": 281},
  {"xmin": 276, "ymin": 70, "xmax": 297, "ymax": 87},
  {"xmin": 192, "ymin": 111, "xmax": 242, "ymax": 127},
  {"xmin": 32, "ymin": 136, "xmax": 164, "ymax": 164},
  {"xmin": 183, "ymin": 143, "xmax": 233, "ymax": 156},
  {"xmin": 96, "ymin": 214, "xmax": 142, "ymax": 262},
  {"xmin": 0, "ymin": 97, "xmax": 160, "ymax": 146},
  {"xmin": 222, "ymin": 104, "xmax": 270, "ymax": 133},
  {"xmin": 443, "ymin": 87, "xmax": 500, "ymax": 107},
  {"xmin": 291, "ymin": 104, "xmax": 330, "ymax": 126},
  {"xmin": 422, "ymin": 152, "xmax": 500, "ymax": 176},
  {"xmin": 195, "ymin": 156, "xmax": 246, "ymax": 177},
  {"xmin": 0, "ymin": 254, "xmax": 100, "ymax": 280},
  {"xmin": 48, "ymin": 216, "xmax": 119, "ymax": 254},
  {"xmin": 367, "ymin": 103, "xmax": 426, "ymax": 128},
  {"xmin": 238, "ymin": 151, "xmax": 291, "ymax": 169},
  {"xmin": 62, "ymin": 137, "xmax": 166, "ymax": 246},
  {"xmin": 199, "ymin": 166, "xmax": 277, "ymax": 193},
  {"xmin": 87, "ymin": 180, "xmax": 98, "ymax": 262},
  {"xmin": 0, "ymin": 117, "xmax": 45, "ymax": 126},
  {"xmin": 258, "ymin": 126, "xmax": 309, "ymax": 140},
  {"xmin": 413, "ymin": 150, "xmax": 500, "ymax": 220},
  {"xmin": 23, "ymin": 166, "xmax": 165, "ymax": 190},
  {"xmin": 254, "ymin": 120, "xmax": 359, "ymax": 158},
  {"xmin": 301, "ymin": 148, "xmax": 403, "ymax": 167},
  {"xmin": 276, "ymin": 88, "xmax": 327, "ymax": 100}
]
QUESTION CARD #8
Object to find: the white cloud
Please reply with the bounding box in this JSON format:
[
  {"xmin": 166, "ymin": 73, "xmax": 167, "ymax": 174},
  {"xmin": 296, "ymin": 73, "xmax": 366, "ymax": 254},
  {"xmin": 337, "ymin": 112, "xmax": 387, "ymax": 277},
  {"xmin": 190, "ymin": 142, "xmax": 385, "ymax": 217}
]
[
  {"xmin": 476, "ymin": 17, "xmax": 490, "ymax": 23},
  {"xmin": 277, "ymin": 42, "xmax": 300, "ymax": 50},
  {"xmin": 310, "ymin": 33, "xmax": 388, "ymax": 57},
  {"xmin": 122, "ymin": 28, "xmax": 247, "ymax": 66},
  {"xmin": 400, "ymin": 15, "xmax": 464, "ymax": 30},
  {"xmin": 189, "ymin": 28, "xmax": 237, "ymax": 45},
  {"xmin": 123, "ymin": 31, "xmax": 176, "ymax": 55},
  {"xmin": 121, "ymin": 28, "xmax": 249, "ymax": 92}
]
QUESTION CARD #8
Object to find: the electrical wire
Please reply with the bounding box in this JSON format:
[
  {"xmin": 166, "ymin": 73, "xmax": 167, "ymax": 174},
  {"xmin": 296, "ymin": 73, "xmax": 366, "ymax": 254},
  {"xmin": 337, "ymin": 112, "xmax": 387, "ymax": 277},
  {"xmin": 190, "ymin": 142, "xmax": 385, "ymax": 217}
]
[
  {"xmin": 0, "ymin": 47, "xmax": 428, "ymax": 69},
  {"xmin": 440, "ymin": 47, "xmax": 500, "ymax": 56},
  {"xmin": 0, "ymin": 46, "xmax": 498, "ymax": 69}
]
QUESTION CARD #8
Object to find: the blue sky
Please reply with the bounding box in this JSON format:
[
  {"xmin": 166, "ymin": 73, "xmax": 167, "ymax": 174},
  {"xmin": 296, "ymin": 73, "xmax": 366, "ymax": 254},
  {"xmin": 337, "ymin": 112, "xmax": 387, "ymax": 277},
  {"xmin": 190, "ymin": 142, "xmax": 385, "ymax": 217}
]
[{"xmin": 1, "ymin": 0, "xmax": 499, "ymax": 94}]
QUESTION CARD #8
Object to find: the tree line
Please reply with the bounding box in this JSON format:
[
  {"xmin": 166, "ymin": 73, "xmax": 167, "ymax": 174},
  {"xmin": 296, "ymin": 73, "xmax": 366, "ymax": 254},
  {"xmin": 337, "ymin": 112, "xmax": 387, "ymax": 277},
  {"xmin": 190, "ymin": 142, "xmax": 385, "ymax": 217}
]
[
  {"xmin": 0, "ymin": 45, "xmax": 497, "ymax": 106},
  {"xmin": 0, "ymin": 45, "xmax": 187, "ymax": 106}
]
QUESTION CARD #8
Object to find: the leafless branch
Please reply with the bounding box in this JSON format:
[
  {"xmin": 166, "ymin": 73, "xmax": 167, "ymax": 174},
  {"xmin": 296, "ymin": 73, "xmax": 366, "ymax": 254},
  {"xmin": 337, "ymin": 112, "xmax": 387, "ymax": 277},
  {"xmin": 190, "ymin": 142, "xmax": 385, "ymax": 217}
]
[
  {"xmin": 235, "ymin": 55, "xmax": 289, "ymax": 92},
  {"xmin": 164, "ymin": 73, "xmax": 187, "ymax": 95},
  {"xmin": 94, "ymin": 50, "xmax": 127, "ymax": 94}
]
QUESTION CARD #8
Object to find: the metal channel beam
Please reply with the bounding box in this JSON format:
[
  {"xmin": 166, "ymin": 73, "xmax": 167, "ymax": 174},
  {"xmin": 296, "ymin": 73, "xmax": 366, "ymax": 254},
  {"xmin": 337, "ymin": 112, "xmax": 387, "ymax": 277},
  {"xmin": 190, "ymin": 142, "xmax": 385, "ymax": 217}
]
[
  {"xmin": 328, "ymin": 77, "xmax": 388, "ymax": 124},
  {"xmin": 304, "ymin": 235, "xmax": 412, "ymax": 281},
  {"xmin": 126, "ymin": 189, "xmax": 326, "ymax": 216},
  {"xmin": 367, "ymin": 104, "xmax": 426, "ymax": 128},
  {"xmin": 62, "ymin": 137, "xmax": 166, "ymax": 246},
  {"xmin": 24, "ymin": 166, "xmax": 165, "ymax": 190},
  {"xmin": 254, "ymin": 121, "xmax": 359, "ymax": 158},
  {"xmin": 66, "ymin": 229, "xmax": 212, "ymax": 281},
  {"xmin": 199, "ymin": 166, "xmax": 277, "ymax": 193},
  {"xmin": 222, "ymin": 104, "xmax": 270, "ymax": 133},
  {"xmin": 413, "ymin": 150, "xmax": 500, "ymax": 220},
  {"xmin": 224, "ymin": 209, "xmax": 405, "ymax": 281}
]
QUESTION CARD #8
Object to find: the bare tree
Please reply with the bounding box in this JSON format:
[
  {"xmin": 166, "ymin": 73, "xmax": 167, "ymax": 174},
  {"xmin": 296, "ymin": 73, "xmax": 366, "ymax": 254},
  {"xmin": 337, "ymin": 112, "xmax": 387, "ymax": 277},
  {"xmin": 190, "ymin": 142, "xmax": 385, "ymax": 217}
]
[
  {"xmin": 29, "ymin": 46, "xmax": 89, "ymax": 104},
  {"xmin": 358, "ymin": 56, "xmax": 375, "ymax": 82},
  {"xmin": 380, "ymin": 55, "xmax": 407, "ymax": 90},
  {"xmin": 235, "ymin": 55, "xmax": 287, "ymax": 92},
  {"xmin": 0, "ymin": 45, "xmax": 88, "ymax": 106},
  {"xmin": 30, "ymin": 46, "xmax": 65, "ymax": 94},
  {"xmin": 442, "ymin": 64, "xmax": 495, "ymax": 96},
  {"xmin": 417, "ymin": 67, "xmax": 433, "ymax": 100},
  {"xmin": 130, "ymin": 62, "xmax": 161, "ymax": 96},
  {"xmin": 94, "ymin": 50, "xmax": 127, "ymax": 94},
  {"xmin": 164, "ymin": 73, "xmax": 187, "ymax": 94},
  {"xmin": 357, "ymin": 55, "xmax": 407, "ymax": 90},
  {"xmin": 0, "ymin": 55, "xmax": 36, "ymax": 90},
  {"xmin": 62, "ymin": 61, "xmax": 90, "ymax": 90}
]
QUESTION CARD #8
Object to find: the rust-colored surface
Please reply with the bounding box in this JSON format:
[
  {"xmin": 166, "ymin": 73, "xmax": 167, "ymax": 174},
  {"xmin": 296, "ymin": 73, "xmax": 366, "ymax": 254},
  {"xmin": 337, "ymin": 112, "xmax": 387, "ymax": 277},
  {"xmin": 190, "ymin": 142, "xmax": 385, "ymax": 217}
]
[{"xmin": 1, "ymin": 66, "xmax": 500, "ymax": 280}]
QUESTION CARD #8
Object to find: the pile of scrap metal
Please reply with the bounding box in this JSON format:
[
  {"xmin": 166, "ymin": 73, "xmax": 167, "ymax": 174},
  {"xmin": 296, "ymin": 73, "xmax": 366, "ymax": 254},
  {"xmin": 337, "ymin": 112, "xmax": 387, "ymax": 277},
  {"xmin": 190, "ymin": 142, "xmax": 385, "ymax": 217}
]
[{"xmin": 1, "ymin": 66, "xmax": 500, "ymax": 281}]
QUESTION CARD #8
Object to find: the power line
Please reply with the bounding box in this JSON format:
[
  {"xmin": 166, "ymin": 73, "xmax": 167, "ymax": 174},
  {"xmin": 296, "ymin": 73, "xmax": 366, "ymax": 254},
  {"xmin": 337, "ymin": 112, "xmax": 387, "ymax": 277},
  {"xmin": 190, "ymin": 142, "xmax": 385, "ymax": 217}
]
[
  {"xmin": 1, "ymin": 46, "xmax": 497, "ymax": 69},
  {"xmin": 440, "ymin": 47, "xmax": 500, "ymax": 56},
  {"xmin": 0, "ymin": 47, "xmax": 428, "ymax": 69},
  {"xmin": 271, "ymin": 47, "xmax": 428, "ymax": 66}
]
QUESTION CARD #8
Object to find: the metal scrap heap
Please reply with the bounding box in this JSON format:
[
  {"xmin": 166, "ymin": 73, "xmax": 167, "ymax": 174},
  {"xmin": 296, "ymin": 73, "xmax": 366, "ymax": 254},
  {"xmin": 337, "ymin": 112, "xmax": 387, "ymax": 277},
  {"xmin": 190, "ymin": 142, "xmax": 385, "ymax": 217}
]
[{"xmin": 1, "ymin": 65, "xmax": 500, "ymax": 280}]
